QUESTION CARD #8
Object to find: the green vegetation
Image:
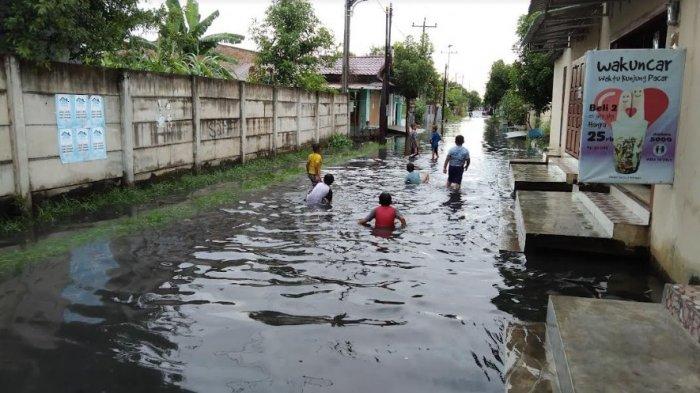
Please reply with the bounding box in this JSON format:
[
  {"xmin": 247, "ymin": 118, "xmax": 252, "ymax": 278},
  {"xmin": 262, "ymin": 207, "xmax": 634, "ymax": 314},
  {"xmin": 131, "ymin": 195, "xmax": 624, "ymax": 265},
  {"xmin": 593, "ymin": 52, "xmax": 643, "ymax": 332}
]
[
  {"xmin": 0, "ymin": 0, "xmax": 154, "ymax": 64},
  {"xmin": 513, "ymin": 12, "xmax": 553, "ymax": 116},
  {"xmin": 102, "ymin": 0, "xmax": 243, "ymax": 78},
  {"xmin": 483, "ymin": 11, "xmax": 553, "ymax": 127},
  {"xmin": 249, "ymin": 0, "xmax": 337, "ymax": 91},
  {"xmin": 0, "ymin": 142, "xmax": 379, "ymax": 278},
  {"xmin": 327, "ymin": 134, "xmax": 353, "ymax": 150}
]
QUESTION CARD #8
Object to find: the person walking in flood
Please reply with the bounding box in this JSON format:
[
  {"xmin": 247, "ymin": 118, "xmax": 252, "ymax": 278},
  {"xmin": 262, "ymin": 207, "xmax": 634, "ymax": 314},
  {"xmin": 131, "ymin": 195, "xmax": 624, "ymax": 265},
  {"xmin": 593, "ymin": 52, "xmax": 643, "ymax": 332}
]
[
  {"xmin": 306, "ymin": 174, "xmax": 334, "ymax": 205},
  {"xmin": 408, "ymin": 123, "xmax": 419, "ymax": 156},
  {"xmin": 358, "ymin": 192, "xmax": 407, "ymax": 229},
  {"xmin": 442, "ymin": 135, "xmax": 470, "ymax": 189},
  {"xmin": 430, "ymin": 125, "xmax": 442, "ymax": 161},
  {"xmin": 306, "ymin": 143, "xmax": 323, "ymax": 187}
]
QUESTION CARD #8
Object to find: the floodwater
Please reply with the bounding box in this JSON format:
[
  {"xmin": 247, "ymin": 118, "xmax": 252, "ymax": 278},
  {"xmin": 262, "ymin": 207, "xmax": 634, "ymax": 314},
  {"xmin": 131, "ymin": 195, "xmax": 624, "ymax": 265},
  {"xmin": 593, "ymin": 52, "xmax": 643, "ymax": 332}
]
[{"xmin": 0, "ymin": 118, "xmax": 663, "ymax": 392}]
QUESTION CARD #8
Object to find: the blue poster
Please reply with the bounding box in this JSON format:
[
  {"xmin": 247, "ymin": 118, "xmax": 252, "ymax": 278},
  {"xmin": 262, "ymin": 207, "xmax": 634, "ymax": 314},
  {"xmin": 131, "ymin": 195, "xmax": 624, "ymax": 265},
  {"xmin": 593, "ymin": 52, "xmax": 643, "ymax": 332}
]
[{"xmin": 55, "ymin": 94, "xmax": 107, "ymax": 163}]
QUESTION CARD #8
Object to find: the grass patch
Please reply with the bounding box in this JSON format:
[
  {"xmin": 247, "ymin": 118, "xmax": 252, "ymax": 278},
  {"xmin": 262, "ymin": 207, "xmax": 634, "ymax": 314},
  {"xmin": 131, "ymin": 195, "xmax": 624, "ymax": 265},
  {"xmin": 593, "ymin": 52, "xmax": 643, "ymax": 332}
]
[{"xmin": 0, "ymin": 142, "xmax": 379, "ymax": 279}]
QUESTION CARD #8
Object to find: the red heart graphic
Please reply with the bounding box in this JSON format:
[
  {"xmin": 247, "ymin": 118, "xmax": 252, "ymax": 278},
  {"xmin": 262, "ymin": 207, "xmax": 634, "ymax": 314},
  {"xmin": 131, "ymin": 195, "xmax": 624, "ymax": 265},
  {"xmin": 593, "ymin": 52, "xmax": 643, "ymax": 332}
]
[
  {"xmin": 594, "ymin": 88, "xmax": 622, "ymax": 127},
  {"xmin": 594, "ymin": 88, "xmax": 669, "ymax": 126},
  {"xmin": 644, "ymin": 88, "xmax": 669, "ymax": 125}
]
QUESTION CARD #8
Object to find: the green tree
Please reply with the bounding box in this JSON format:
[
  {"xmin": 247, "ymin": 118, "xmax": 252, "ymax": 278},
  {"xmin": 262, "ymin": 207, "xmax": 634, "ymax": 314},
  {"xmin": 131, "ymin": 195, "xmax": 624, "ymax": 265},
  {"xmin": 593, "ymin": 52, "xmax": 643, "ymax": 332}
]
[
  {"xmin": 0, "ymin": 0, "xmax": 153, "ymax": 64},
  {"xmin": 249, "ymin": 0, "xmax": 337, "ymax": 90},
  {"xmin": 392, "ymin": 34, "xmax": 437, "ymax": 101},
  {"xmin": 513, "ymin": 12, "xmax": 553, "ymax": 115},
  {"xmin": 368, "ymin": 45, "xmax": 385, "ymax": 56},
  {"xmin": 465, "ymin": 90, "xmax": 482, "ymax": 111},
  {"xmin": 483, "ymin": 60, "xmax": 515, "ymax": 110},
  {"xmin": 102, "ymin": 0, "xmax": 243, "ymax": 79},
  {"xmin": 500, "ymin": 89, "xmax": 527, "ymax": 125}
]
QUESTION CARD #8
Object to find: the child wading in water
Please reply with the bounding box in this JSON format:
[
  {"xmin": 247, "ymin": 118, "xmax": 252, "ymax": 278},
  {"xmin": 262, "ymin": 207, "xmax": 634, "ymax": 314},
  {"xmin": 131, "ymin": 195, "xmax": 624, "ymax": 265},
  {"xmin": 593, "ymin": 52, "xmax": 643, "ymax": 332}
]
[
  {"xmin": 306, "ymin": 174, "xmax": 334, "ymax": 205},
  {"xmin": 443, "ymin": 135, "xmax": 470, "ymax": 189},
  {"xmin": 306, "ymin": 143, "xmax": 323, "ymax": 187},
  {"xmin": 358, "ymin": 192, "xmax": 407, "ymax": 229},
  {"xmin": 430, "ymin": 125, "xmax": 442, "ymax": 161},
  {"xmin": 405, "ymin": 163, "xmax": 428, "ymax": 184}
]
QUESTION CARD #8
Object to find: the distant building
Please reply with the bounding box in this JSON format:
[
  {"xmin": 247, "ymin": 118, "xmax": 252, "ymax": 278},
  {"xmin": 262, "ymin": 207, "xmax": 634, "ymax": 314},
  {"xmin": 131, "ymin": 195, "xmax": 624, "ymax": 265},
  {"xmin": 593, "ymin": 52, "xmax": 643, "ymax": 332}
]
[
  {"xmin": 320, "ymin": 55, "xmax": 406, "ymax": 134},
  {"xmin": 214, "ymin": 44, "xmax": 258, "ymax": 81}
]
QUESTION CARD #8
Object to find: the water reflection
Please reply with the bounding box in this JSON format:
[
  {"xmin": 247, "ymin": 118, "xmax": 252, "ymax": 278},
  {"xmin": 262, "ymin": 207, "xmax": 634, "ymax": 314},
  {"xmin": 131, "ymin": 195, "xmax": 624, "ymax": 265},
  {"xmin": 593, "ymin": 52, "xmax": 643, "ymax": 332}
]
[{"xmin": 0, "ymin": 118, "xmax": 662, "ymax": 392}]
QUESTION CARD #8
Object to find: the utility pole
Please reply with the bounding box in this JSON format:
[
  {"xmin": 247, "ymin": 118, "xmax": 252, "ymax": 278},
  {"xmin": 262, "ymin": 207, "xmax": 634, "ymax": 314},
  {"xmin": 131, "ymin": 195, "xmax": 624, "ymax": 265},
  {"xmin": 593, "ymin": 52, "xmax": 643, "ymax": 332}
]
[
  {"xmin": 440, "ymin": 44, "xmax": 456, "ymax": 135},
  {"xmin": 342, "ymin": 0, "xmax": 367, "ymax": 94},
  {"xmin": 411, "ymin": 17, "xmax": 437, "ymax": 46},
  {"xmin": 379, "ymin": 3, "xmax": 393, "ymax": 143}
]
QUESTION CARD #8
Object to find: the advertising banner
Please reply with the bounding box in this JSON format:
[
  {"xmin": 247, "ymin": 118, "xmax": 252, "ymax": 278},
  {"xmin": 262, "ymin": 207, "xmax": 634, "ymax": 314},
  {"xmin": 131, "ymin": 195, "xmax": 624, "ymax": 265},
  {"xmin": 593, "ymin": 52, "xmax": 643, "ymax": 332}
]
[
  {"xmin": 55, "ymin": 94, "xmax": 107, "ymax": 163},
  {"xmin": 578, "ymin": 49, "xmax": 686, "ymax": 184}
]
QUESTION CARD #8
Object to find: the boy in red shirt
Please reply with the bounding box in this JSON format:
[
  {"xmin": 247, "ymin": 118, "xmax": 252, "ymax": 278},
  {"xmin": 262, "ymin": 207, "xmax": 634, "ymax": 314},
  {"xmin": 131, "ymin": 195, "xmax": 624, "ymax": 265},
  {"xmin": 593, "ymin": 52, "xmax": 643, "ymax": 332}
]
[{"xmin": 358, "ymin": 192, "xmax": 407, "ymax": 229}]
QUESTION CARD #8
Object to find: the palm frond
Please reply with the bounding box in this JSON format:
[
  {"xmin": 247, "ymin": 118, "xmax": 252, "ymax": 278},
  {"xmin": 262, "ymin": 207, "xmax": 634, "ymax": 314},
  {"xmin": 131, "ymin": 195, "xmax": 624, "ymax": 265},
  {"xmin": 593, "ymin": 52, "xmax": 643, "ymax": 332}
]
[
  {"xmin": 200, "ymin": 32, "xmax": 244, "ymax": 45},
  {"xmin": 191, "ymin": 10, "xmax": 220, "ymax": 38},
  {"xmin": 184, "ymin": 0, "xmax": 200, "ymax": 32}
]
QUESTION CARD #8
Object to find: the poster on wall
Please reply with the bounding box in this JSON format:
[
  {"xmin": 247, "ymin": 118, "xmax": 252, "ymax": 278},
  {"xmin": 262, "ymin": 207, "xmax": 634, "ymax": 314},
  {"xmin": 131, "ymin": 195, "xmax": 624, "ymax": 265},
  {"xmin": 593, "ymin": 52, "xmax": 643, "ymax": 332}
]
[
  {"xmin": 55, "ymin": 94, "xmax": 107, "ymax": 163},
  {"xmin": 578, "ymin": 49, "xmax": 686, "ymax": 184}
]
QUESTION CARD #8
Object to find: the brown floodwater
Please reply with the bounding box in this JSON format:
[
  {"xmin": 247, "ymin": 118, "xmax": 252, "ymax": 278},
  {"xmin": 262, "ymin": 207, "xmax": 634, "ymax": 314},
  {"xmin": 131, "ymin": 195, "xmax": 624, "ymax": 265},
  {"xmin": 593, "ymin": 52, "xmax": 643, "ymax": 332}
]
[{"xmin": 0, "ymin": 117, "xmax": 663, "ymax": 392}]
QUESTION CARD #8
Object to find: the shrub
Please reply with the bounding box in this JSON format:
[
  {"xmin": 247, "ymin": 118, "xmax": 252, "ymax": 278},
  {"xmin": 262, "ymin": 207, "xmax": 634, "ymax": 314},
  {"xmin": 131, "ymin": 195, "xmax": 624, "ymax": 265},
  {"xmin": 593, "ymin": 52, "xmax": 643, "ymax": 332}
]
[{"xmin": 327, "ymin": 134, "xmax": 353, "ymax": 150}]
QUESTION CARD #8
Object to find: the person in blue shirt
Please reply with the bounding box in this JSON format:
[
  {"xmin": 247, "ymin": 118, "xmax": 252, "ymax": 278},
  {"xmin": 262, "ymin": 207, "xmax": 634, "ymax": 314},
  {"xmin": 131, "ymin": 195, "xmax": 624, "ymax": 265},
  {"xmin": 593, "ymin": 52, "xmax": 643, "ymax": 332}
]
[
  {"xmin": 405, "ymin": 163, "xmax": 421, "ymax": 184},
  {"xmin": 442, "ymin": 135, "xmax": 470, "ymax": 189},
  {"xmin": 430, "ymin": 125, "xmax": 442, "ymax": 161}
]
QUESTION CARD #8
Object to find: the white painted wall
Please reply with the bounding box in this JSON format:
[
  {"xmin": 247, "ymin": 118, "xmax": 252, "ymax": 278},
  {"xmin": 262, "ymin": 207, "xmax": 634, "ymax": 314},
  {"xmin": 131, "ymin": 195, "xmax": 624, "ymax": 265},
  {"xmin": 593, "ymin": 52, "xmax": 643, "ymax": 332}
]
[
  {"xmin": 0, "ymin": 57, "xmax": 349, "ymax": 201},
  {"xmin": 650, "ymin": 0, "xmax": 700, "ymax": 283}
]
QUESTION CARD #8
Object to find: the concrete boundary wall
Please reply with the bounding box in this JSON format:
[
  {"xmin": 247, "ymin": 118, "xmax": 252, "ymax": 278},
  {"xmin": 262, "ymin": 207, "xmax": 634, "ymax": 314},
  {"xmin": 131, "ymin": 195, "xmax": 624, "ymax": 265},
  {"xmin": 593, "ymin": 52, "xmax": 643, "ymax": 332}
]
[{"xmin": 0, "ymin": 56, "xmax": 349, "ymax": 207}]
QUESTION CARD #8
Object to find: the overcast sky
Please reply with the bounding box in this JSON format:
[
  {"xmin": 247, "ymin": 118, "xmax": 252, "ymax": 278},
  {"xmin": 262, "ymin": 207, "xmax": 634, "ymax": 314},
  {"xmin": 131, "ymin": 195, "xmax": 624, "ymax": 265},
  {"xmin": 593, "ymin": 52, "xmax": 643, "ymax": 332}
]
[{"xmin": 142, "ymin": 0, "xmax": 529, "ymax": 95}]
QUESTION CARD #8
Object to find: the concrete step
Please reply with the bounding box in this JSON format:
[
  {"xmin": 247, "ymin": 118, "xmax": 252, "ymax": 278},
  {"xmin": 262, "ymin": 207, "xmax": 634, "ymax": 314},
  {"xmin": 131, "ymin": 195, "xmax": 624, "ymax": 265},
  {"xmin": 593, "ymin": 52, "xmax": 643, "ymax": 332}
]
[
  {"xmin": 546, "ymin": 296, "xmax": 700, "ymax": 393},
  {"xmin": 574, "ymin": 190, "xmax": 649, "ymax": 248},
  {"xmin": 662, "ymin": 284, "xmax": 700, "ymax": 344},
  {"xmin": 505, "ymin": 322, "xmax": 555, "ymax": 393},
  {"xmin": 514, "ymin": 191, "xmax": 640, "ymax": 256},
  {"xmin": 510, "ymin": 163, "xmax": 572, "ymax": 192},
  {"xmin": 549, "ymin": 156, "xmax": 579, "ymax": 184},
  {"xmin": 610, "ymin": 184, "xmax": 651, "ymax": 222}
]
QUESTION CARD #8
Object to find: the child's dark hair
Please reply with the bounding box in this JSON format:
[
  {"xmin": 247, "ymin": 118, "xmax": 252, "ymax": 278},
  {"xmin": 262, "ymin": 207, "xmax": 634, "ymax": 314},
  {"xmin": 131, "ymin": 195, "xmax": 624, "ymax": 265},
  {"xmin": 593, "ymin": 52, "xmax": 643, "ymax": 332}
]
[
  {"xmin": 379, "ymin": 192, "xmax": 392, "ymax": 206},
  {"xmin": 432, "ymin": 124, "xmax": 438, "ymax": 132},
  {"xmin": 455, "ymin": 135, "xmax": 465, "ymax": 145},
  {"xmin": 323, "ymin": 173, "xmax": 334, "ymax": 185},
  {"xmin": 312, "ymin": 143, "xmax": 320, "ymax": 153},
  {"xmin": 406, "ymin": 163, "xmax": 415, "ymax": 172}
]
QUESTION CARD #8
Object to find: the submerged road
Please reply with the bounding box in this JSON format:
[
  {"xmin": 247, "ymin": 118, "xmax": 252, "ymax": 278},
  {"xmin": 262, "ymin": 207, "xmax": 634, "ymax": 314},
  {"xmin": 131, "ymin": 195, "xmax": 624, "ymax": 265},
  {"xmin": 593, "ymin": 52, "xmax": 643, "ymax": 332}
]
[{"xmin": 0, "ymin": 117, "xmax": 661, "ymax": 392}]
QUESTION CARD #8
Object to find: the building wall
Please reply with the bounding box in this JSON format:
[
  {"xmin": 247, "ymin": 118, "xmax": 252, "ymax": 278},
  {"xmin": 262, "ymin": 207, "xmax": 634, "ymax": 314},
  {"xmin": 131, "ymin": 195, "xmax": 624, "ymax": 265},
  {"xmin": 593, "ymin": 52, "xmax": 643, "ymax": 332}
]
[
  {"xmin": 0, "ymin": 56, "xmax": 349, "ymax": 202},
  {"xmin": 650, "ymin": 0, "xmax": 700, "ymax": 282},
  {"xmin": 0, "ymin": 59, "xmax": 14, "ymax": 197},
  {"xmin": 549, "ymin": 48, "xmax": 572, "ymax": 152},
  {"xmin": 369, "ymin": 91, "xmax": 380, "ymax": 126},
  {"xmin": 546, "ymin": 0, "xmax": 700, "ymax": 282}
]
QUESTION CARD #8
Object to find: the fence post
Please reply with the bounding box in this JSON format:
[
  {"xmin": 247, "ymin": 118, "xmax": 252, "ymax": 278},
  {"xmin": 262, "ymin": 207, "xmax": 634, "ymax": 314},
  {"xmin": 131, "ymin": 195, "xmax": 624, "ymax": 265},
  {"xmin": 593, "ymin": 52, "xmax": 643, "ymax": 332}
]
[
  {"xmin": 296, "ymin": 89, "xmax": 302, "ymax": 149},
  {"xmin": 272, "ymin": 86, "xmax": 278, "ymax": 155},
  {"xmin": 5, "ymin": 56, "xmax": 31, "ymax": 211},
  {"xmin": 191, "ymin": 76, "xmax": 201, "ymax": 172},
  {"xmin": 119, "ymin": 72, "xmax": 135, "ymax": 186},
  {"xmin": 239, "ymin": 81, "xmax": 247, "ymax": 163},
  {"xmin": 314, "ymin": 92, "xmax": 320, "ymax": 144},
  {"xmin": 346, "ymin": 93, "xmax": 351, "ymax": 135},
  {"xmin": 330, "ymin": 93, "xmax": 336, "ymax": 135}
]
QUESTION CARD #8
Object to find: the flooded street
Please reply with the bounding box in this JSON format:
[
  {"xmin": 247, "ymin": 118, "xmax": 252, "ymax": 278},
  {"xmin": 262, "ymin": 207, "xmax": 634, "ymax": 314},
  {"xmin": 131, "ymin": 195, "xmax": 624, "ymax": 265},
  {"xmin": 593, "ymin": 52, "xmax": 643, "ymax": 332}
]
[{"xmin": 0, "ymin": 118, "xmax": 662, "ymax": 392}]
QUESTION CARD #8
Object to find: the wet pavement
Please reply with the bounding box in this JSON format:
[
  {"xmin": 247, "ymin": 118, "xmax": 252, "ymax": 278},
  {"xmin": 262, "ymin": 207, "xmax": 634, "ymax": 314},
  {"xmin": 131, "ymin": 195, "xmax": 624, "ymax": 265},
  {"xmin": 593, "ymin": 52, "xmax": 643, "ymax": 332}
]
[{"xmin": 0, "ymin": 117, "xmax": 665, "ymax": 392}]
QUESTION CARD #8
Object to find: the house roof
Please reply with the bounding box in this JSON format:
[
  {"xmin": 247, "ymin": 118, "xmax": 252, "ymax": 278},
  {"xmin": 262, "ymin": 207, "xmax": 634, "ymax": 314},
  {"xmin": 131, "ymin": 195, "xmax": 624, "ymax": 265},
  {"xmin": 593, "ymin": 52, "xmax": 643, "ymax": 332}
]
[
  {"xmin": 523, "ymin": 0, "xmax": 617, "ymax": 53},
  {"xmin": 320, "ymin": 56, "xmax": 386, "ymax": 77},
  {"xmin": 214, "ymin": 44, "xmax": 258, "ymax": 80}
]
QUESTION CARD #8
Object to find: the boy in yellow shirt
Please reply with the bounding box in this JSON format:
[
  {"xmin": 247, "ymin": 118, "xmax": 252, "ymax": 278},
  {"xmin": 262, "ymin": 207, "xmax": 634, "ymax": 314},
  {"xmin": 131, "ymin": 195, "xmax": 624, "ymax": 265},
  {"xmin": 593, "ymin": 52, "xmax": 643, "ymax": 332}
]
[{"xmin": 306, "ymin": 143, "xmax": 323, "ymax": 186}]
